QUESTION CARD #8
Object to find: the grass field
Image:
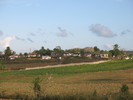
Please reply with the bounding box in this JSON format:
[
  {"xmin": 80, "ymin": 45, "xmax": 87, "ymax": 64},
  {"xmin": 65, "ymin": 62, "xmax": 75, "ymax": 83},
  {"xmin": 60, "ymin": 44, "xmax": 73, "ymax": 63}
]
[{"xmin": 0, "ymin": 59, "xmax": 133, "ymax": 99}]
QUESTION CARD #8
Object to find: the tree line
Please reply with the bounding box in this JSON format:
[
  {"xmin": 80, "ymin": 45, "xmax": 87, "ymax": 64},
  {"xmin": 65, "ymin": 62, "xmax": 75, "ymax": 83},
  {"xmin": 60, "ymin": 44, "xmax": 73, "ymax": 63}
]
[{"xmin": 0, "ymin": 44, "xmax": 130, "ymax": 60}]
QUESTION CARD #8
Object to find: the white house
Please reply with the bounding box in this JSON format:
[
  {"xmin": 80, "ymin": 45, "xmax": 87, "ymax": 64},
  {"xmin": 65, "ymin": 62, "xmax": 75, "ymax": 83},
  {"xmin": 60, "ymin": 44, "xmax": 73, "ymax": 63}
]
[
  {"xmin": 28, "ymin": 52, "xmax": 40, "ymax": 58},
  {"xmin": 63, "ymin": 52, "xmax": 73, "ymax": 57},
  {"xmin": 125, "ymin": 56, "xmax": 130, "ymax": 60},
  {"xmin": 9, "ymin": 55, "xmax": 20, "ymax": 60},
  {"xmin": 42, "ymin": 56, "xmax": 51, "ymax": 60},
  {"xmin": 73, "ymin": 53, "xmax": 81, "ymax": 57},
  {"xmin": 100, "ymin": 54, "xmax": 109, "ymax": 58},
  {"xmin": 84, "ymin": 53, "xmax": 92, "ymax": 58}
]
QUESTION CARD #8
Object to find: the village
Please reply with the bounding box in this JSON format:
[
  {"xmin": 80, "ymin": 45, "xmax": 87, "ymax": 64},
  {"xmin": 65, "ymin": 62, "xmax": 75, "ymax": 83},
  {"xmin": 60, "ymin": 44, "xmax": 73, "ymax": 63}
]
[{"xmin": 1, "ymin": 44, "xmax": 132, "ymax": 61}]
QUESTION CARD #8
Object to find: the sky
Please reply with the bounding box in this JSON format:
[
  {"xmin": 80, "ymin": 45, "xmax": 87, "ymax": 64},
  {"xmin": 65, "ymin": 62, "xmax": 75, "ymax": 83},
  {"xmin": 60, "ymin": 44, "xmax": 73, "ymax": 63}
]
[{"xmin": 0, "ymin": 0, "xmax": 133, "ymax": 53}]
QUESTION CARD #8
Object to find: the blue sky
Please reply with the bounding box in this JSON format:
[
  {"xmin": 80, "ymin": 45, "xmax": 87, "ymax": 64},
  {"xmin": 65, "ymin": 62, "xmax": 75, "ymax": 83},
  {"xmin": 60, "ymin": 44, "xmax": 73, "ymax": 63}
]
[{"xmin": 0, "ymin": 0, "xmax": 133, "ymax": 53}]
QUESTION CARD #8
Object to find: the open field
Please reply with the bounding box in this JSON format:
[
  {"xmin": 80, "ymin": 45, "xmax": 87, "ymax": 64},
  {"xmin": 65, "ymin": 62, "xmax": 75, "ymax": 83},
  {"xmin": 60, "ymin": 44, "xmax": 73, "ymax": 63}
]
[
  {"xmin": 3, "ymin": 57, "xmax": 102, "ymax": 70},
  {"xmin": 0, "ymin": 59, "xmax": 133, "ymax": 99}
]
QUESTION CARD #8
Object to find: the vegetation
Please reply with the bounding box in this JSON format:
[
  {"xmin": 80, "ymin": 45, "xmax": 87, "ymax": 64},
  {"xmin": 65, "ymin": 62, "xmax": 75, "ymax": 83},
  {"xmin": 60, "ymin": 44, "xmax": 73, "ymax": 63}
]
[
  {"xmin": 0, "ymin": 52, "xmax": 133, "ymax": 99},
  {"xmin": 0, "ymin": 44, "xmax": 130, "ymax": 62},
  {"xmin": 4, "ymin": 46, "xmax": 13, "ymax": 60},
  {"xmin": 33, "ymin": 77, "xmax": 42, "ymax": 98},
  {"xmin": 1, "ymin": 59, "xmax": 133, "ymax": 76},
  {"xmin": 0, "ymin": 84, "xmax": 133, "ymax": 100},
  {"xmin": 109, "ymin": 44, "xmax": 126, "ymax": 58},
  {"xmin": 3, "ymin": 57, "xmax": 102, "ymax": 70},
  {"xmin": 0, "ymin": 61, "xmax": 4, "ymax": 70}
]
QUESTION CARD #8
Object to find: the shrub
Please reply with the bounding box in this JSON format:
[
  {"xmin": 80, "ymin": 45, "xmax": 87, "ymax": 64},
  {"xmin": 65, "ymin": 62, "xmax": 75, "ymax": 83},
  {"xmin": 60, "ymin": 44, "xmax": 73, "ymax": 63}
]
[
  {"xmin": 120, "ymin": 84, "xmax": 129, "ymax": 93},
  {"xmin": 118, "ymin": 84, "xmax": 130, "ymax": 100},
  {"xmin": 33, "ymin": 77, "xmax": 42, "ymax": 98}
]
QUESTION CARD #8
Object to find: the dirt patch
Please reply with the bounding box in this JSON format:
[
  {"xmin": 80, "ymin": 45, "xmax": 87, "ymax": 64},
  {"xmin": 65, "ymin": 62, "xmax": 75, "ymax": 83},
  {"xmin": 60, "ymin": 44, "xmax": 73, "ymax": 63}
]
[{"xmin": 25, "ymin": 60, "xmax": 109, "ymax": 70}]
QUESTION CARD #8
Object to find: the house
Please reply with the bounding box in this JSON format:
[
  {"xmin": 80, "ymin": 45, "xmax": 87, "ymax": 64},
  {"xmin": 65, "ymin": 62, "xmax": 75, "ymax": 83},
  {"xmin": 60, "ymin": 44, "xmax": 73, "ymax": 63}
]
[
  {"xmin": 51, "ymin": 52, "xmax": 58, "ymax": 58},
  {"xmin": 83, "ymin": 53, "xmax": 92, "ymax": 58},
  {"xmin": 94, "ymin": 54, "xmax": 100, "ymax": 58},
  {"xmin": 63, "ymin": 52, "xmax": 73, "ymax": 57},
  {"xmin": 28, "ymin": 52, "xmax": 40, "ymax": 58},
  {"xmin": 42, "ymin": 55, "xmax": 51, "ymax": 60},
  {"xmin": 51, "ymin": 52, "xmax": 62, "ymax": 59},
  {"xmin": 125, "ymin": 56, "xmax": 130, "ymax": 60},
  {"xmin": 100, "ymin": 53, "xmax": 109, "ymax": 58},
  {"xmin": 73, "ymin": 53, "xmax": 81, "ymax": 57},
  {"xmin": 9, "ymin": 55, "xmax": 20, "ymax": 60}
]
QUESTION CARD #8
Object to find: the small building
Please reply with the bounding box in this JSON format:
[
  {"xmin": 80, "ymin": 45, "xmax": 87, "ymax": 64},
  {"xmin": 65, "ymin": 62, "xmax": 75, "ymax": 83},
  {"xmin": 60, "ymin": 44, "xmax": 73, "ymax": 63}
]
[
  {"xmin": 42, "ymin": 56, "xmax": 51, "ymax": 60},
  {"xmin": 63, "ymin": 52, "xmax": 73, "ymax": 57},
  {"xmin": 83, "ymin": 53, "xmax": 92, "ymax": 58},
  {"xmin": 125, "ymin": 56, "xmax": 130, "ymax": 60},
  {"xmin": 51, "ymin": 52, "xmax": 58, "ymax": 58},
  {"xmin": 51, "ymin": 52, "xmax": 62, "ymax": 59},
  {"xmin": 94, "ymin": 54, "xmax": 100, "ymax": 58},
  {"xmin": 73, "ymin": 53, "xmax": 81, "ymax": 57},
  {"xmin": 28, "ymin": 52, "xmax": 40, "ymax": 58},
  {"xmin": 100, "ymin": 53, "xmax": 109, "ymax": 58},
  {"xmin": 9, "ymin": 55, "xmax": 20, "ymax": 60}
]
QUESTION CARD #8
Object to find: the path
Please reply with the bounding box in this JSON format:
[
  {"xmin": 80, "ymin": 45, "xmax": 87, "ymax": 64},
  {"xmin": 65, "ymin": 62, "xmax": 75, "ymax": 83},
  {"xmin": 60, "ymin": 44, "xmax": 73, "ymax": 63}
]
[{"xmin": 25, "ymin": 60, "xmax": 110, "ymax": 70}]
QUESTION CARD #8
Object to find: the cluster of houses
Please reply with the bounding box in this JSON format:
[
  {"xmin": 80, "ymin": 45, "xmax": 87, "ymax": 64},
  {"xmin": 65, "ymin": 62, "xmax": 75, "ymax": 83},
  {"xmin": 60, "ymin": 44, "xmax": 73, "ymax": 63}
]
[
  {"xmin": 7, "ymin": 46, "xmax": 132, "ymax": 60},
  {"xmin": 9, "ymin": 51, "xmax": 109, "ymax": 60}
]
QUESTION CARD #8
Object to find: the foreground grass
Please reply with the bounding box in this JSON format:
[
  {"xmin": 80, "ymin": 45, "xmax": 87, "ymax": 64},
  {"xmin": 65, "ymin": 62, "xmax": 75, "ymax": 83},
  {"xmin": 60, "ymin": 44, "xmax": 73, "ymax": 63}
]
[
  {"xmin": 0, "ymin": 59, "xmax": 133, "ymax": 76},
  {"xmin": 0, "ymin": 59, "xmax": 133, "ymax": 98}
]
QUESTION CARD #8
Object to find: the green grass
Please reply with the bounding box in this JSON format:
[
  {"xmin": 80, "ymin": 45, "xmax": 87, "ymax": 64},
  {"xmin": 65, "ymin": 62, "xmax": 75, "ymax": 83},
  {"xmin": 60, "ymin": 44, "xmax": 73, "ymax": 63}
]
[
  {"xmin": 0, "ymin": 59, "xmax": 133, "ymax": 76},
  {"xmin": 0, "ymin": 59, "xmax": 133, "ymax": 97}
]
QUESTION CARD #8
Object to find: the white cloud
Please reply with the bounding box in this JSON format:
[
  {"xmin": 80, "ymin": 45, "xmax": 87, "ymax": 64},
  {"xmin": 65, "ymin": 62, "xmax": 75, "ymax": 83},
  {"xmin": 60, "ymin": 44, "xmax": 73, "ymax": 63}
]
[
  {"xmin": 56, "ymin": 27, "xmax": 68, "ymax": 37},
  {"xmin": 103, "ymin": 44, "xmax": 113, "ymax": 50},
  {"xmin": 0, "ymin": 37, "xmax": 16, "ymax": 48},
  {"xmin": 89, "ymin": 24, "xmax": 117, "ymax": 38}
]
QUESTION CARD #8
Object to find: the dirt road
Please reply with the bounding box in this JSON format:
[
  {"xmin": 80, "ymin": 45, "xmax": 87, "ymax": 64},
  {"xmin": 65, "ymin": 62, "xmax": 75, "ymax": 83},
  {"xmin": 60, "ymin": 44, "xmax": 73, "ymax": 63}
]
[{"xmin": 25, "ymin": 60, "xmax": 110, "ymax": 70}]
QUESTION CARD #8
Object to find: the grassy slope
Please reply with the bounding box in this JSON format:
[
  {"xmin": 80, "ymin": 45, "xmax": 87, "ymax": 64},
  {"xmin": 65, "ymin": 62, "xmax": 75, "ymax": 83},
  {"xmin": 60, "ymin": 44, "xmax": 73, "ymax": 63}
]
[
  {"xmin": 0, "ymin": 59, "xmax": 133, "ymax": 96},
  {"xmin": 0, "ymin": 59, "xmax": 133, "ymax": 76}
]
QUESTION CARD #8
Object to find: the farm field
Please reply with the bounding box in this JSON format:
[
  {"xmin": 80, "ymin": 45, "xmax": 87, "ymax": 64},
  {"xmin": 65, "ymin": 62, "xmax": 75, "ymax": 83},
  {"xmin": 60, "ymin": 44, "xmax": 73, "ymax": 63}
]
[{"xmin": 0, "ymin": 59, "xmax": 133, "ymax": 99}]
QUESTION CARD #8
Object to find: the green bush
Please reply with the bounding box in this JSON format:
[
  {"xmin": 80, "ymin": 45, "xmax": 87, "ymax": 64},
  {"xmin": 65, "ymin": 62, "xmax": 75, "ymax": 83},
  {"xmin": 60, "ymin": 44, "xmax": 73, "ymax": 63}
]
[
  {"xmin": 118, "ymin": 84, "xmax": 130, "ymax": 100},
  {"xmin": 33, "ymin": 77, "xmax": 42, "ymax": 98},
  {"xmin": 120, "ymin": 84, "xmax": 129, "ymax": 93}
]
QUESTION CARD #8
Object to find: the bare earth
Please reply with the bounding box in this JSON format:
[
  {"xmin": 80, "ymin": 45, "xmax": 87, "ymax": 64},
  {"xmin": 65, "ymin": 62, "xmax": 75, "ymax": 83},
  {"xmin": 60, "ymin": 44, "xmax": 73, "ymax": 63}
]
[{"xmin": 25, "ymin": 60, "xmax": 109, "ymax": 70}]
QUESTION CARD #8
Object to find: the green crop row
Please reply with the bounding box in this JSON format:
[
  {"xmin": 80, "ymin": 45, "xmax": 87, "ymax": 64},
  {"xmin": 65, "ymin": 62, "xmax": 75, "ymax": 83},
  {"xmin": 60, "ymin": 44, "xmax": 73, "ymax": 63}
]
[{"xmin": 0, "ymin": 59, "xmax": 133, "ymax": 76}]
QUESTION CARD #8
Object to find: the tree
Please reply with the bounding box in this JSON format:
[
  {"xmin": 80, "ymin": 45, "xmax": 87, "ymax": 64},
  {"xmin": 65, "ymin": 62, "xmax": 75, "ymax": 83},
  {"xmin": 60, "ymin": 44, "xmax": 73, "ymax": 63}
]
[
  {"xmin": 114, "ymin": 44, "xmax": 119, "ymax": 50},
  {"xmin": 55, "ymin": 46, "xmax": 61, "ymax": 50},
  {"xmin": 45, "ymin": 48, "xmax": 52, "ymax": 56},
  {"xmin": 4, "ymin": 47, "xmax": 12, "ymax": 60},
  {"xmin": 52, "ymin": 46, "xmax": 64, "ymax": 63},
  {"xmin": 114, "ymin": 49, "xmax": 120, "ymax": 57},
  {"xmin": 24, "ymin": 52, "xmax": 28, "ymax": 57},
  {"xmin": 19, "ymin": 53, "xmax": 23, "ymax": 58},
  {"xmin": 33, "ymin": 77, "xmax": 42, "ymax": 98},
  {"xmin": 53, "ymin": 46, "xmax": 64, "ymax": 57},
  {"xmin": 109, "ymin": 50, "xmax": 115, "ymax": 57},
  {"xmin": 39, "ymin": 46, "xmax": 46, "ymax": 56},
  {"xmin": 94, "ymin": 46, "xmax": 100, "ymax": 53},
  {"xmin": 113, "ymin": 44, "xmax": 121, "ymax": 57},
  {"xmin": 109, "ymin": 44, "xmax": 125, "ymax": 58}
]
